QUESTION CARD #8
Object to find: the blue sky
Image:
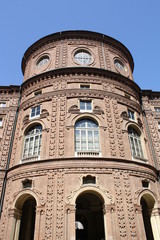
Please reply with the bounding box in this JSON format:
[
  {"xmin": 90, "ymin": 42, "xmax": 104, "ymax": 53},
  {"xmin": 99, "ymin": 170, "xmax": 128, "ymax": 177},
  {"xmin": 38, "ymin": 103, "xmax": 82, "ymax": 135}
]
[{"xmin": 1, "ymin": 0, "xmax": 160, "ymax": 91}]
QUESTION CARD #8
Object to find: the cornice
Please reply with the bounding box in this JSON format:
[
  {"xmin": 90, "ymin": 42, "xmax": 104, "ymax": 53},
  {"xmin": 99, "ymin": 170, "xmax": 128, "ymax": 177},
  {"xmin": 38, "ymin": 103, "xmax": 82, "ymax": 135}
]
[
  {"xmin": 0, "ymin": 85, "xmax": 20, "ymax": 95},
  {"xmin": 19, "ymin": 87, "xmax": 141, "ymax": 112},
  {"xmin": 21, "ymin": 67, "xmax": 141, "ymax": 96},
  {"xmin": 8, "ymin": 157, "xmax": 158, "ymax": 180},
  {"xmin": 22, "ymin": 30, "xmax": 134, "ymax": 74}
]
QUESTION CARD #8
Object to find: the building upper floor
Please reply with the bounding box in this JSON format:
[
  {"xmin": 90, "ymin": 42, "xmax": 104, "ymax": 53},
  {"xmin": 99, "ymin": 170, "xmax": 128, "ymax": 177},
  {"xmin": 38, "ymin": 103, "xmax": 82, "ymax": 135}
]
[{"xmin": 22, "ymin": 30, "xmax": 134, "ymax": 82}]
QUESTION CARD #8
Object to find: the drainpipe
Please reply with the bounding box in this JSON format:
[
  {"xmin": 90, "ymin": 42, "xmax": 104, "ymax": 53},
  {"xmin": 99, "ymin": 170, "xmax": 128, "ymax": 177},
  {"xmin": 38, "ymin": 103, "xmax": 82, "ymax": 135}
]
[{"xmin": 0, "ymin": 86, "xmax": 22, "ymax": 219}]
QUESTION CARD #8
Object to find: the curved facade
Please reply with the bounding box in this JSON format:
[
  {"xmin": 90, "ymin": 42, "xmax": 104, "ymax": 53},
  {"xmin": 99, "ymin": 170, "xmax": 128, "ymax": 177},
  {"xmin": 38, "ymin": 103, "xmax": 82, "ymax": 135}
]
[{"xmin": 0, "ymin": 30, "xmax": 160, "ymax": 240}]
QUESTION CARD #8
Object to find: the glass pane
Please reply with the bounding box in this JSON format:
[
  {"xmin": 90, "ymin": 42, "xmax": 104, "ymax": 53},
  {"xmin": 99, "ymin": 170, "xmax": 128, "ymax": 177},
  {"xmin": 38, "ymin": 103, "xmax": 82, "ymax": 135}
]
[
  {"xmin": 129, "ymin": 136, "xmax": 136, "ymax": 156},
  {"xmin": 28, "ymin": 137, "xmax": 34, "ymax": 156},
  {"xmin": 86, "ymin": 102, "xmax": 92, "ymax": 110},
  {"xmin": 88, "ymin": 131, "xmax": 93, "ymax": 140},
  {"xmin": 135, "ymin": 138, "xmax": 140, "ymax": 157},
  {"xmin": 88, "ymin": 142, "xmax": 93, "ymax": 150},
  {"xmin": 80, "ymin": 101, "xmax": 85, "ymax": 110},
  {"xmin": 81, "ymin": 141, "xmax": 86, "ymax": 150},
  {"xmin": 31, "ymin": 108, "xmax": 35, "ymax": 118},
  {"xmin": 36, "ymin": 106, "xmax": 41, "ymax": 115},
  {"xmin": 81, "ymin": 130, "xmax": 86, "ymax": 140},
  {"xmin": 75, "ymin": 130, "xmax": 80, "ymax": 140}
]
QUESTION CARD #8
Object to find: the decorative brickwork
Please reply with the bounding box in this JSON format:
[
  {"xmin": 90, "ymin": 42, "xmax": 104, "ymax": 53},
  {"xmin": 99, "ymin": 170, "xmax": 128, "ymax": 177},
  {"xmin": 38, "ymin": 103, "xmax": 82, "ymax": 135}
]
[
  {"xmin": 0, "ymin": 111, "xmax": 16, "ymax": 169},
  {"xmin": 55, "ymin": 171, "xmax": 64, "ymax": 239},
  {"xmin": 45, "ymin": 171, "xmax": 55, "ymax": 239},
  {"xmin": 105, "ymin": 96, "xmax": 117, "ymax": 156},
  {"xmin": 49, "ymin": 96, "xmax": 58, "ymax": 157},
  {"xmin": 112, "ymin": 98, "xmax": 125, "ymax": 158}
]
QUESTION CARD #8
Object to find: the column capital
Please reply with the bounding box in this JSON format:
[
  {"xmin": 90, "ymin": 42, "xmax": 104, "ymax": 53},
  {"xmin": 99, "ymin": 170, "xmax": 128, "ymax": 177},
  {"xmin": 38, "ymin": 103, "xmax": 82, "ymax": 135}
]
[
  {"xmin": 103, "ymin": 204, "xmax": 115, "ymax": 214},
  {"xmin": 65, "ymin": 204, "xmax": 76, "ymax": 214},
  {"xmin": 8, "ymin": 208, "xmax": 22, "ymax": 219}
]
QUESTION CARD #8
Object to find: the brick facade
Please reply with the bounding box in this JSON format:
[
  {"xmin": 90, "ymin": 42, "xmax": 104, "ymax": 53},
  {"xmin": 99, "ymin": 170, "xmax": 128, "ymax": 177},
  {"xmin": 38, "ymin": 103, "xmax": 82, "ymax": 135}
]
[{"xmin": 0, "ymin": 30, "xmax": 160, "ymax": 240}]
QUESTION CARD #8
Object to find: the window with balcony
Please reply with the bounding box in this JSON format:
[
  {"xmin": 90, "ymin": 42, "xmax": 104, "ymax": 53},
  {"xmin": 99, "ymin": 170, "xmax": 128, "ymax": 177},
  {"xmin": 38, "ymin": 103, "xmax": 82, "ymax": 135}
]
[
  {"xmin": 128, "ymin": 126, "xmax": 143, "ymax": 158},
  {"xmin": 30, "ymin": 105, "xmax": 41, "ymax": 119},
  {"xmin": 80, "ymin": 100, "xmax": 92, "ymax": 112},
  {"xmin": 75, "ymin": 119, "xmax": 100, "ymax": 156},
  {"xmin": 22, "ymin": 125, "xmax": 42, "ymax": 161}
]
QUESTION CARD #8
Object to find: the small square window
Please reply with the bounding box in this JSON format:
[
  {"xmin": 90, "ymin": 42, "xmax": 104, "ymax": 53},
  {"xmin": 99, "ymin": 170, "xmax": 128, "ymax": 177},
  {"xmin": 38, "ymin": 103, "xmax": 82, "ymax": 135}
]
[
  {"xmin": 34, "ymin": 90, "xmax": 42, "ymax": 96},
  {"xmin": 155, "ymin": 107, "xmax": 160, "ymax": 112},
  {"xmin": 0, "ymin": 102, "xmax": 6, "ymax": 107},
  {"xmin": 142, "ymin": 180, "xmax": 149, "ymax": 188},
  {"xmin": 30, "ymin": 105, "xmax": 41, "ymax": 119},
  {"xmin": 22, "ymin": 179, "xmax": 32, "ymax": 189},
  {"xmin": 80, "ymin": 85, "xmax": 90, "ymax": 89},
  {"xmin": 128, "ymin": 110, "xmax": 135, "ymax": 120},
  {"xmin": 80, "ymin": 100, "xmax": 92, "ymax": 112},
  {"xmin": 0, "ymin": 119, "xmax": 2, "ymax": 127}
]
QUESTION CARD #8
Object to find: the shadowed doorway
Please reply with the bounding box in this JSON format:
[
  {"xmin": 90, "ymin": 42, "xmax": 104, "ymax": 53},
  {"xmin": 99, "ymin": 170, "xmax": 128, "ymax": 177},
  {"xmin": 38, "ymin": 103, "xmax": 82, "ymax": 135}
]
[
  {"xmin": 18, "ymin": 197, "xmax": 36, "ymax": 240},
  {"xmin": 140, "ymin": 196, "xmax": 154, "ymax": 240},
  {"xmin": 76, "ymin": 192, "xmax": 105, "ymax": 240}
]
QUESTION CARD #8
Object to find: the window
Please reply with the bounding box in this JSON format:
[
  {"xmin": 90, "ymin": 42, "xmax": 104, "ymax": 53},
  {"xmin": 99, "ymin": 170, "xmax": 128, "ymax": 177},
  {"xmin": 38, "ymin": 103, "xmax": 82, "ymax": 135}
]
[
  {"xmin": 155, "ymin": 107, "xmax": 160, "ymax": 112},
  {"xmin": 158, "ymin": 122, "xmax": 160, "ymax": 130},
  {"xmin": 23, "ymin": 125, "xmax": 42, "ymax": 159},
  {"xmin": 114, "ymin": 59, "xmax": 127, "ymax": 71},
  {"xmin": 128, "ymin": 126, "xmax": 143, "ymax": 158},
  {"xmin": 128, "ymin": 110, "xmax": 135, "ymax": 120},
  {"xmin": 36, "ymin": 56, "xmax": 49, "ymax": 68},
  {"xmin": 22, "ymin": 179, "xmax": 32, "ymax": 189},
  {"xmin": 142, "ymin": 180, "xmax": 149, "ymax": 188},
  {"xmin": 74, "ymin": 50, "xmax": 92, "ymax": 65},
  {"xmin": 34, "ymin": 90, "xmax": 42, "ymax": 96},
  {"xmin": 0, "ymin": 102, "xmax": 6, "ymax": 107},
  {"xmin": 30, "ymin": 105, "xmax": 41, "ymax": 119},
  {"xmin": 0, "ymin": 119, "xmax": 2, "ymax": 127},
  {"xmin": 75, "ymin": 119, "xmax": 100, "ymax": 153},
  {"xmin": 80, "ymin": 100, "xmax": 92, "ymax": 112},
  {"xmin": 83, "ymin": 175, "xmax": 96, "ymax": 184},
  {"xmin": 80, "ymin": 85, "xmax": 90, "ymax": 89}
]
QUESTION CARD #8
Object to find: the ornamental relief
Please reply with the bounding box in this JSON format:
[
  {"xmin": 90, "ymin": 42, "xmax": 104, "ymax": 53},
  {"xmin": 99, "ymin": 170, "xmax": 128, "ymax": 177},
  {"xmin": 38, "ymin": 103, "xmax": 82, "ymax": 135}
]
[
  {"xmin": 9, "ymin": 187, "xmax": 46, "ymax": 208},
  {"xmin": 66, "ymin": 182, "xmax": 114, "ymax": 205}
]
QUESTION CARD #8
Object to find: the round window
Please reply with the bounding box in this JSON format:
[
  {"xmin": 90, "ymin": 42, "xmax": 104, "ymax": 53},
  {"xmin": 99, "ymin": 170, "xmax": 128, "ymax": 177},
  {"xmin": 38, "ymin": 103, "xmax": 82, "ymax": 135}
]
[
  {"xmin": 114, "ymin": 59, "xmax": 126, "ymax": 71},
  {"xmin": 74, "ymin": 50, "xmax": 92, "ymax": 65},
  {"xmin": 36, "ymin": 56, "xmax": 50, "ymax": 68}
]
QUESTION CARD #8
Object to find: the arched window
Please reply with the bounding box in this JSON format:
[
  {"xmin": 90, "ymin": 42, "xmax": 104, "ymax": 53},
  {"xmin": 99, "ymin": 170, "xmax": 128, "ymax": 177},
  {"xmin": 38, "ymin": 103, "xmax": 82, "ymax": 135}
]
[
  {"xmin": 75, "ymin": 119, "xmax": 100, "ymax": 156},
  {"xmin": 128, "ymin": 126, "xmax": 143, "ymax": 158},
  {"xmin": 23, "ymin": 124, "xmax": 42, "ymax": 160}
]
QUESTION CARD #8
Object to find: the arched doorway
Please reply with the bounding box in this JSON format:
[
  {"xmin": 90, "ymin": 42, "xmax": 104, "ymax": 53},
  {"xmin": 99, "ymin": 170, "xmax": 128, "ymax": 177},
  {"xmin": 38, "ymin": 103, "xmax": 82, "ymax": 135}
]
[
  {"xmin": 140, "ymin": 195, "xmax": 154, "ymax": 240},
  {"xmin": 76, "ymin": 192, "xmax": 105, "ymax": 240},
  {"xmin": 18, "ymin": 196, "xmax": 36, "ymax": 240}
]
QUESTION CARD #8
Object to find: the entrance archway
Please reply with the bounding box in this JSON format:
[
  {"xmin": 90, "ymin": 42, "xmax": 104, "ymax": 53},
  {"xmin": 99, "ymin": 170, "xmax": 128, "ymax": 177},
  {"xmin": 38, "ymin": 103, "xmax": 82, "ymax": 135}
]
[
  {"xmin": 76, "ymin": 192, "xmax": 105, "ymax": 240},
  {"xmin": 140, "ymin": 195, "xmax": 155, "ymax": 240},
  {"xmin": 18, "ymin": 196, "xmax": 36, "ymax": 240}
]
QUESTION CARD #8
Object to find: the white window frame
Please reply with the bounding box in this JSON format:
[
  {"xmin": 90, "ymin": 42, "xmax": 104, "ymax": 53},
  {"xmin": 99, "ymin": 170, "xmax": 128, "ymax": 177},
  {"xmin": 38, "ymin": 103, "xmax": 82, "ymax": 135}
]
[
  {"xmin": 80, "ymin": 100, "xmax": 92, "ymax": 112},
  {"xmin": 128, "ymin": 126, "xmax": 144, "ymax": 159},
  {"xmin": 22, "ymin": 125, "xmax": 42, "ymax": 160},
  {"xmin": 0, "ymin": 118, "xmax": 2, "ymax": 127},
  {"xmin": 0, "ymin": 102, "xmax": 6, "ymax": 107},
  {"xmin": 128, "ymin": 110, "xmax": 135, "ymax": 120},
  {"xmin": 30, "ymin": 105, "xmax": 41, "ymax": 119},
  {"xmin": 155, "ymin": 107, "xmax": 160, "ymax": 112},
  {"xmin": 75, "ymin": 119, "xmax": 100, "ymax": 156}
]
